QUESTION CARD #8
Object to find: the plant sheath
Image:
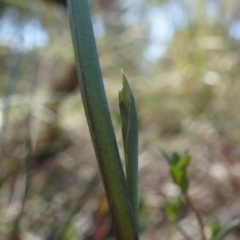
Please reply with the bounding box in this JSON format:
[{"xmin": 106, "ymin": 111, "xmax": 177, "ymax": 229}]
[
  {"xmin": 119, "ymin": 70, "xmax": 139, "ymax": 226},
  {"xmin": 67, "ymin": 0, "xmax": 138, "ymax": 239}
]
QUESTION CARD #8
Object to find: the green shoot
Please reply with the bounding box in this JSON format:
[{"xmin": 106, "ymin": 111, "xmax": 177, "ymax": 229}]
[
  {"xmin": 67, "ymin": 0, "xmax": 138, "ymax": 238},
  {"xmin": 119, "ymin": 70, "xmax": 139, "ymax": 227},
  {"xmin": 162, "ymin": 151, "xmax": 206, "ymax": 240}
]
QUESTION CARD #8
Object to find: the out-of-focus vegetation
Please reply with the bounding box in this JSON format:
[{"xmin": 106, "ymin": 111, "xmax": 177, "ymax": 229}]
[{"xmin": 0, "ymin": 0, "xmax": 240, "ymax": 239}]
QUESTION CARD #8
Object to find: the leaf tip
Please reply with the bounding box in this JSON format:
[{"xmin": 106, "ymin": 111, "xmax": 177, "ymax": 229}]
[{"xmin": 121, "ymin": 69, "xmax": 128, "ymax": 84}]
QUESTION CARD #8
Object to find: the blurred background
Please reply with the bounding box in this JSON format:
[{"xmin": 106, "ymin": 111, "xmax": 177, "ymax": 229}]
[{"xmin": 0, "ymin": 0, "xmax": 240, "ymax": 239}]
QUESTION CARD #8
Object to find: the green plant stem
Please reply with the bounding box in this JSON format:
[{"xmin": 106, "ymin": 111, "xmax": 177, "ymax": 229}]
[
  {"xmin": 184, "ymin": 193, "xmax": 206, "ymax": 240},
  {"xmin": 67, "ymin": 0, "xmax": 138, "ymax": 239}
]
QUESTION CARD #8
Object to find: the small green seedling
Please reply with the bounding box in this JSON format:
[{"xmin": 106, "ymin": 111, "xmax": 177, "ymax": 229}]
[
  {"xmin": 163, "ymin": 151, "xmax": 191, "ymax": 193},
  {"xmin": 161, "ymin": 150, "xmax": 206, "ymax": 240}
]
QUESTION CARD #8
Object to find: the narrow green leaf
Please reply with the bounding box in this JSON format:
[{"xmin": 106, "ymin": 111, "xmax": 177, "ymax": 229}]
[
  {"xmin": 180, "ymin": 174, "xmax": 189, "ymax": 193},
  {"xmin": 119, "ymin": 69, "xmax": 139, "ymax": 227},
  {"xmin": 171, "ymin": 152, "xmax": 181, "ymax": 166},
  {"xmin": 170, "ymin": 167, "xmax": 189, "ymax": 193},
  {"xmin": 159, "ymin": 147, "xmax": 172, "ymax": 163},
  {"xmin": 61, "ymin": 224, "xmax": 75, "ymax": 240},
  {"xmin": 210, "ymin": 220, "xmax": 221, "ymax": 239},
  {"xmin": 67, "ymin": 1, "xmax": 138, "ymax": 239},
  {"xmin": 170, "ymin": 167, "xmax": 183, "ymax": 186},
  {"xmin": 177, "ymin": 155, "xmax": 191, "ymax": 170}
]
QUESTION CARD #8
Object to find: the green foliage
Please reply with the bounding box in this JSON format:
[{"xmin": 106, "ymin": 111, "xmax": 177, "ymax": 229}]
[
  {"xmin": 67, "ymin": 0, "xmax": 138, "ymax": 239},
  {"xmin": 119, "ymin": 70, "xmax": 139, "ymax": 227},
  {"xmin": 1, "ymin": 0, "xmax": 240, "ymax": 239},
  {"xmin": 61, "ymin": 224, "xmax": 75, "ymax": 240},
  {"xmin": 164, "ymin": 195, "xmax": 183, "ymax": 221},
  {"xmin": 210, "ymin": 220, "xmax": 221, "ymax": 239},
  {"xmin": 163, "ymin": 151, "xmax": 191, "ymax": 193},
  {"xmin": 162, "ymin": 150, "xmax": 206, "ymax": 240}
]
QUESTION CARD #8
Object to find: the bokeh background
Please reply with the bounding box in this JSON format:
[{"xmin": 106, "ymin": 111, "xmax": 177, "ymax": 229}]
[{"xmin": 1, "ymin": 0, "xmax": 240, "ymax": 239}]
